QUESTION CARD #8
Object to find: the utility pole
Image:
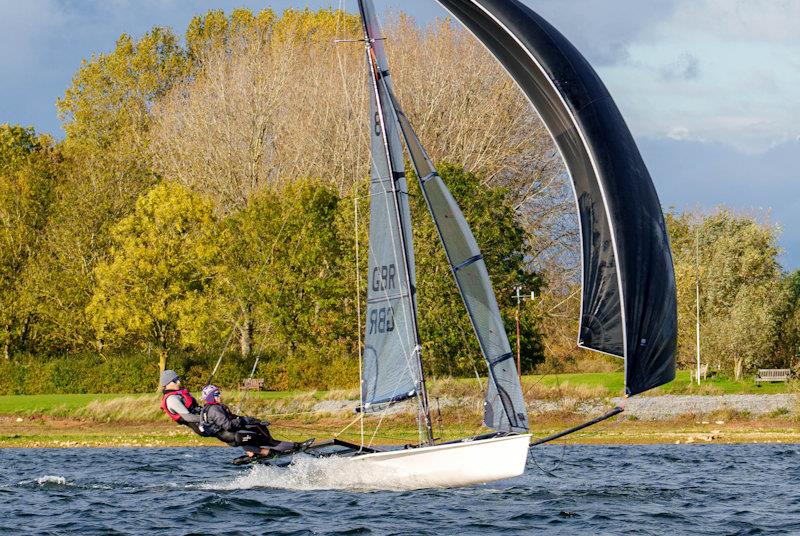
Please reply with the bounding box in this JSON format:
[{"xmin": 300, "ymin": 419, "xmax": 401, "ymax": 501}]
[
  {"xmin": 695, "ymin": 227, "xmax": 701, "ymax": 385},
  {"xmin": 513, "ymin": 287, "xmax": 535, "ymax": 378}
]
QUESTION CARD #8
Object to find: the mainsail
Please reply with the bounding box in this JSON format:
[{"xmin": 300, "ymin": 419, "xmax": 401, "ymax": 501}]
[
  {"xmin": 437, "ymin": 0, "xmax": 677, "ymax": 395},
  {"xmin": 359, "ymin": 0, "xmax": 528, "ymax": 433},
  {"xmin": 359, "ymin": 0, "xmax": 425, "ymax": 414}
]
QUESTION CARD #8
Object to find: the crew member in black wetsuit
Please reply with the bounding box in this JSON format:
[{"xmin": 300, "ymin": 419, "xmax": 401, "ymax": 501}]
[{"xmin": 200, "ymin": 384, "xmax": 313, "ymax": 460}]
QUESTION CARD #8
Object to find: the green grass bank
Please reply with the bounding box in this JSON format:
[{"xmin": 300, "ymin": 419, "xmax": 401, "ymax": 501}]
[{"xmin": 0, "ymin": 370, "xmax": 794, "ymax": 421}]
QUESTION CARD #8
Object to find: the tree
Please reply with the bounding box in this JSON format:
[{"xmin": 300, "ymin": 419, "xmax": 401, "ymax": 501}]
[
  {"xmin": 216, "ymin": 191, "xmax": 283, "ymax": 359},
  {"xmin": 0, "ymin": 125, "xmax": 56, "ymax": 359},
  {"xmin": 772, "ymin": 270, "xmax": 800, "ymax": 369},
  {"xmin": 217, "ymin": 179, "xmax": 355, "ymax": 389},
  {"xmin": 150, "ymin": 9, "xmax": 564, "ymax": 202},
  {"xmin": 151, "ymin": 8, "xmax": 361, "ymax": 213},
  {"xmin": 667, "ymin": 208, "xmax": 785, "ymax": 378},
  {"xmin": 58, "ymin": 28, "xmax": 187, "ymax": 153},
  {"xmin": 251, "ymin": 180, "xmax": 350, "ymax": 356},
  {"xmin": 87, "ymin": 183, "xmax": 222, "ymax": 374},
  {"xmin": 26, "ymin": 28, "xmax": 190, "ymax": 353}
]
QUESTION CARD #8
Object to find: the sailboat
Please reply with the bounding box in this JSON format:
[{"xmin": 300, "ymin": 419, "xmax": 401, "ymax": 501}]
[{"xmin": 260, "ymin": 0, "xmax": 677, "ymax": 489}]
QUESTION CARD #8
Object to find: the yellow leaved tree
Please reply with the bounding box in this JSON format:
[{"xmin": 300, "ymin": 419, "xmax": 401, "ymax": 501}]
[{"xmin": 87, "ymin": 182, "xmax": 222, "ymax": 376}]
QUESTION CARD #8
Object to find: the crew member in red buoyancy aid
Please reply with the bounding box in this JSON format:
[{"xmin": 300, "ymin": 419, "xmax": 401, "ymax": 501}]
[
  {"xmin": 199, "ymin": 384, "xmax": 313, "ymax": 459},
  {"xmin": 160, "ymin": 369, "xmax": 206, "ymax": 436}
]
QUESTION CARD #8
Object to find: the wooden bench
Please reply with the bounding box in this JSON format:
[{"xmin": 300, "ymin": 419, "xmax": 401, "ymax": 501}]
[
  {"xmin": 243, "ymin": 378, "xmax": 265, "ymax": 391},
  {"xmin": 755, "ymin": 369, "xmax": 791, "ymax": 384}
]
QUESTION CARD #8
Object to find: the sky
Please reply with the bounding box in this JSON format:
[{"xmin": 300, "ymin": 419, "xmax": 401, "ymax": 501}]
[{"xmin": 1, "ymin": 0, "xmax": 798, "ymax": 269}]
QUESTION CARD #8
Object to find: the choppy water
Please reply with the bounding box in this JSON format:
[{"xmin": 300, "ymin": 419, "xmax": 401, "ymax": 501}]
[{"xmin": 1, "ymin": 444, "xmax": 799, "ymax": 535}]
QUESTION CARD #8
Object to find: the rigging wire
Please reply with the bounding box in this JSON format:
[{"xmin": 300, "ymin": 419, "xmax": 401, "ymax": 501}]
[
  {"xmin": 205, "ymin": 327, "xmax": 237, "ymax": 387},
  {"xmin": 336, "ymin": 0, "xmax": 368, "ymax": 449},
  {"xmin": 354, "ymin": 190, "xmax": 365, "ymax": 447}
]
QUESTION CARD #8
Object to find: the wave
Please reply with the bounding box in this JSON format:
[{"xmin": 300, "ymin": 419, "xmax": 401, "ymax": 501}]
[{"xmin": 18, "ymin": 475, "xmax": 72, "ymax": 487}]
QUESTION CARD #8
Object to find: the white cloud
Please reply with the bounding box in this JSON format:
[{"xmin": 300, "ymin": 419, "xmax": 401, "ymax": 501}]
[
  {"xmin": 667, "ymin": 127, "xmax": 691, "ymax": 141},
  {"xmin": 511, "ymin": 1, "xmax": 800, "ymax": 153},
  {"xmin": 666, "ymin": 0, "xmax": 800, "ymax": 44},
  {"xmin": 591, "ymin": 2, "xmax": 800, "ymax": 153}
]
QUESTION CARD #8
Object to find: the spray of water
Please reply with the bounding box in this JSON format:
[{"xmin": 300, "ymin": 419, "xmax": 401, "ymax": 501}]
[{"xmin": 200, "ymin": 454, "xmax": 437, "ymax": 492}]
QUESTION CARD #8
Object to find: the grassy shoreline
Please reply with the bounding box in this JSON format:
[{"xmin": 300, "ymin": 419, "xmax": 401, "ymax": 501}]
[
  {"xmin": 2, "ymin": 371, "xmax": 797, "ymax": 448},
  {"xmin": 3, "ymin": 412, "xmax": 799, "ymax": 449}
]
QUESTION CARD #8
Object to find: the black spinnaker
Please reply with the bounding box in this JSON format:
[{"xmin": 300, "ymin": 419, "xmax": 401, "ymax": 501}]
[{"xmin": 437, "ymin": 0, "xmax": 677, "ymax": 396}]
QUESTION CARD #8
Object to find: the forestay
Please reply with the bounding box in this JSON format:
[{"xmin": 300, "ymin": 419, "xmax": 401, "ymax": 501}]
[
  {"xmin": 438, "ymin": 0, "xmax": 677, "ymax": 396},
  {"xmin": 359, "ymin": 0, "xmax": 424, "ymax": 410}
]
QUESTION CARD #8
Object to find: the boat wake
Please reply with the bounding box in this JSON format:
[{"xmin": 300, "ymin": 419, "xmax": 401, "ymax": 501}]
[{"xmin": 200, "ymin": 454, "xmax": 426, "ymax": 492}]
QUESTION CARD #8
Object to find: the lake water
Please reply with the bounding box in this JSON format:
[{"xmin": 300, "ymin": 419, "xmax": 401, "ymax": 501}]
[{"xmin": 1, "ymin": 443, "xmax": 798, "ymax": 535}]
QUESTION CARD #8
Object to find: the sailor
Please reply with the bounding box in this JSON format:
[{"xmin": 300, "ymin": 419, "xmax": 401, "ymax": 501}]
[
  {"xmin": 159, "ymin": 369, "xmax": 205, "ymax": 436},
  {"xmin": 199, "ymin": 384, "xmax": 313, "ymax": 459}
]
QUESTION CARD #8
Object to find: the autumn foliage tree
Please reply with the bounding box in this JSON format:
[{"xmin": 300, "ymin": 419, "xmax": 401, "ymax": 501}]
[
  {"xmin": 23, "ymin": 27, "xmax": 189, "ymax": 353},
  {"xmin": 5, "ymin": 7, "xmax": 800, "ymax": 395},
  {"xmin": 87, "ymin": 183, "xmax": 222, "ymax": 374},
  {"xmin": 668, "ymin": 209, "xmax": 785, "ymax": 379},
  {"xmin": 0, "ymin": 125, "xmax": 56, "ymax": 359}
]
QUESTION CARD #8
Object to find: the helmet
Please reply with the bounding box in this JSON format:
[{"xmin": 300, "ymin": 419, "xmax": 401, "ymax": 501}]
[{"xmin": 201, "ymin": 384, "xmax": 221, "ymax": 404}]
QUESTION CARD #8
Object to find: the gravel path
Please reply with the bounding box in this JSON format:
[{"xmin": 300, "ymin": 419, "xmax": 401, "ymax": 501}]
[
  {"xmin": 610, "ymin": 394, "xmax": 797, "ymax": 420},
  {"xmin": 316, "ymin": 394, "xmax": 798, "ymax": 421}
]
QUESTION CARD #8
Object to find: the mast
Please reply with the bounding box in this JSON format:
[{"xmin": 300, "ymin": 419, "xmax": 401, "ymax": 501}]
[{"xmin": 357, "ymin": 0, "xmax": 434, "ymax": 445}]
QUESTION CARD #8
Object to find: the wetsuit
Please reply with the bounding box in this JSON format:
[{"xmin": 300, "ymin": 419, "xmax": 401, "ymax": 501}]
[{"xmin": 201, "ymin": 402, "xmax": 297, "ymax": 454}]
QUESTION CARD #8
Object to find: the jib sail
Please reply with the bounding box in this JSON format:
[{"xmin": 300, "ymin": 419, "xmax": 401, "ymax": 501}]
[{"xmin": 389, "ymin": 91, "xmax": 529, "ymax": 433}]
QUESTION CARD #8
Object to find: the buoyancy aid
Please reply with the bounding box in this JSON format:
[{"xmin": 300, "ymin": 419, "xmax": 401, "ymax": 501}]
[
  {"xmin": 201, "ymin": 401, "xmax": 238, "ymax": 434},
  {"xmin": 160, "ymin": 389, "xmax": 199, "ymax": 424}
]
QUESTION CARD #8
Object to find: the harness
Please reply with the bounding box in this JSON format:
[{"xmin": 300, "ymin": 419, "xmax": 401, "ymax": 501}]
[
  {"xmin": 200, "ymin": 402, "xmax": 225, "ymax": 437},
  {"xmin": 200, "ymin": 402, "xmax": 216, "ymax": 424}
]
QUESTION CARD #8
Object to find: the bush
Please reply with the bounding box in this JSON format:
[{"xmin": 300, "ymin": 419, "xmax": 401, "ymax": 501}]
[
  {"xmin": 0, "ymin": 347, "xmax": 359, "ymax": 395},
  {"xmin": 0, "ymin": 352, "xmax": 158, "ymax": 394}
]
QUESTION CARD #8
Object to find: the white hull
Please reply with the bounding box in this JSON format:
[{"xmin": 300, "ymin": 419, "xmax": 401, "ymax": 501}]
[{"xmin": 353, "ymin": 434, "xmax": 531, "ymax": 488}]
